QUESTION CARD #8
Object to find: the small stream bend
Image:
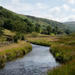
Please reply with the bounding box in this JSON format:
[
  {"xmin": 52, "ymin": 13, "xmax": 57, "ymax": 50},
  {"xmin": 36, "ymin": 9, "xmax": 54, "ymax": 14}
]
[{"xmin": 0, "ymin": 44, "xmax": 59, "ymax": 75}]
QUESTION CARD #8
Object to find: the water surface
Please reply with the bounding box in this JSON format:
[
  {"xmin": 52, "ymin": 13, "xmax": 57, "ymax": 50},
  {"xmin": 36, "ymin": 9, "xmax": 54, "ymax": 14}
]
[{"xmin": 0, "ymin": 44, "xmax": 59, "ymax": 75}]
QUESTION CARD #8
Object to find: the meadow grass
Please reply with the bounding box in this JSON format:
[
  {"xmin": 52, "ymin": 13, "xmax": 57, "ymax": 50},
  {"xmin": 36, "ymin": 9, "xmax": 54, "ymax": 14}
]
[
  {"xmin": 0, "ymin": 41, "xmax": 32, "ymax": 68},
  {"xmin": 3, "ymin": 29, "xmax": 15, "ymax": 36},
  {"xmin": 27, "ymin": 37, "xmax": 52, "ymax": 46},
  {"xmin": 0, "ymin": 37, "xmax": 7, "ymax": 43},
  {"xmin": 27, "ymin": 34, "xmax": 75, "ymax": 75}
]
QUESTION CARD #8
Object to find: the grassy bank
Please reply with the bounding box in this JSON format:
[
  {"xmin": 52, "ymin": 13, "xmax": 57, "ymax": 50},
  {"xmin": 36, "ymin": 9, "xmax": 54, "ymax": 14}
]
[
  {"xmin": 27, "ymin": 37, "xmax": 52, "ymax": 46},
  {"xmin": 27, "ymin": 33, "xmax": 75, "ymax": 75},
  {"xmin": 0, "ymin": 41, "xmax": 32, "ymax": 68},
  {"xmin": 48, "ymin": 59, "xmax": 75, "ymax": 75}
]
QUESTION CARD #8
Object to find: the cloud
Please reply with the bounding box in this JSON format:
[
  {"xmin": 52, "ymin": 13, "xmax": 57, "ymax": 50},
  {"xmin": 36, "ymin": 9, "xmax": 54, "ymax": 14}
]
[
  {"xmin": 72, "ymin": 9, "xmax": 75, "ymax": 12},
  {"xmin": 58, "ymin": 15, "xmax": 75, "ymax": 22},
  {"xmin": 62, "ymin": 4, "xmax": 70, "ymax": 11},
  {"xmin": 35, "ymin": 3, "xmax": 49, "ymax": 9},
  {"xmin": 48, "ymin": 7, "xmax": 60, "ymax": 14},
  {"xmin": 65, "ymin": 0, "xmax": 75, "ymax": 4},
  {"xmin": 28, "ymin": 10, "xmax": 54, "ymax": 19},
  {"xmin": 1, "ymin": 1, "xmax": 49, "ymax": 12},
  {"xmin": 0, "ymin": 0, "xmax": 75, "ymax": 22},
  {"xmin": 29, "ymin": 10, "xmax": 75, "ymax": 22},
  {"xmin": 12, "ymin": 0, "xmax": 19, "ymax": 4}
]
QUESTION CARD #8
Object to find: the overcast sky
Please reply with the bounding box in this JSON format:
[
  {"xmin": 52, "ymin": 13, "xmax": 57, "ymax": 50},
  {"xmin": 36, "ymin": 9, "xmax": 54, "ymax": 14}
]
[{"xmin": 0, "ymin": 0, "xmax": 75, "ymax": 22}]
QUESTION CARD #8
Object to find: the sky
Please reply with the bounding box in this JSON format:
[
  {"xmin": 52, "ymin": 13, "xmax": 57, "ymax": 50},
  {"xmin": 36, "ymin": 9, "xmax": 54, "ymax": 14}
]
[{"xmin": 0, "ymin": 0, "xmax": 75, "ymax": 22}]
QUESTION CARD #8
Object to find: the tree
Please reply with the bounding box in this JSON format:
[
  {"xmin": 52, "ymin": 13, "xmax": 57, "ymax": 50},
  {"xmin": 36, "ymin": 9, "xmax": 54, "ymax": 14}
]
[
  {"xmin": 65, "ymin": 29, "xmax": 71, "ymax": 34},
  {"xmin": 4, "ymin": 18, "xmax": 14, "ymax": 30},
  {"xmin": 41, "ymin": 29, "xmax": 48, "ymax": 34},
  {"xmin": 0, "ymin": 27, "xmax": 4, "ymax": 36},
  {"xmin": 46, "ymin": 25, "xmax": 52, "ymax": 35},
  {"xmin": 21, "ymin": 35, "xmax": 25, "ymax": 40},
  {"xmin": 35, "ymin": 25, "xmax": 40, "ymax": 33},
  {"xmin": 13, "ymin": 35, "xmax": 18, "ymax": 43},
  {"xmin": 52, "ymin": 28, "xmax": 57, "ymax": 34},
  {"xmin": 55, "ymin": 26, "xmax": 59, "ymax": 33}
]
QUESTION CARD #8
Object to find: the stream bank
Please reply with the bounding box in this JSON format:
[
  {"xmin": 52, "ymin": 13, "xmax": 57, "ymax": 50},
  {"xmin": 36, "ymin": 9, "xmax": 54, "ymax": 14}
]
[
  {"xmin": 0, "ymin": 44, "xmax": 59, "ymax": 75},
  {"xmin": 0, "ymin": 41, "xmax": 32, "ymax": 68}
]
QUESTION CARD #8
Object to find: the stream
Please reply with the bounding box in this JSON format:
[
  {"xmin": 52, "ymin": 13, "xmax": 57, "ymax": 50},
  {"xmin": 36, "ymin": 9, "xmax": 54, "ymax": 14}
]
[{"xmin": 0, "ymin": 44, "xmax": 59, "ymax": 75}]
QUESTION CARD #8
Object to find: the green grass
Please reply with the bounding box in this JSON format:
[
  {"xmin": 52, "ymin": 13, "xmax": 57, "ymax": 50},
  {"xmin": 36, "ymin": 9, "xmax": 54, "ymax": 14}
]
[
  {"xmin": 48, "ymin": 59, "xmax": 75, "ymax": 75},
  {"xmin": 0, "ymin": 37, "xmax": 7, "ymax": 43},
  {"xmin": 50, "ymin": 44, "xmax": 74, "ymax": 63}
]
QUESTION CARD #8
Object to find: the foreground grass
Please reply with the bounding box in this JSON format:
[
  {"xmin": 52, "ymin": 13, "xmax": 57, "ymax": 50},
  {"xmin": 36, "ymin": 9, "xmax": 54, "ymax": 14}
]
[
  {"xmin": 48, "ymin": 59, "xmax": 75, "ymax": 75},
  {"xmin": 0, "ymin": 41, "xmax": 32, "ymax": 68},
  {"xmin": 27, "ymin": 33, "xmax": 75, "ymax": 75}
]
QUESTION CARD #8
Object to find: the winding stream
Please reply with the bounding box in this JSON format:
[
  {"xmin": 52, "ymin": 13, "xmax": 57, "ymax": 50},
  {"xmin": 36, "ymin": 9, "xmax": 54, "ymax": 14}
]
[{"xmin": 0, "ymin": 44, "xmax": 59, "ymax": 75}]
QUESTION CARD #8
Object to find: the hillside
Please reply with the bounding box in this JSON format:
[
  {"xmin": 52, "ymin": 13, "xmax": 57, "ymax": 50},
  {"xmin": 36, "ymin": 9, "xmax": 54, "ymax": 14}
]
[
  {"xmin": 0, "ymin": 6, "xmax": 71, "ymax": 35},
  {"xmin": 4, "ymin": 6, "xmax": 68, "ymax": 31},
  {"xmin": 13, "ymin": 13, "xmax": 68, "ymax": 30},
  {"xmin": 64, "ymin": 22, "xmax": 75, "ymax": 32},
  {"xmin": 0, "ymin": 6, "xmax": 35, "ymax": 33}
]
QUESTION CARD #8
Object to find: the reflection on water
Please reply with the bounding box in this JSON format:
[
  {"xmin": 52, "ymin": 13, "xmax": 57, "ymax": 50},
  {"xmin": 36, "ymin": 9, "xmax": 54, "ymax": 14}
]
[{"xmin": 0, "ymin": 44, "xmax": 59, "ymax": 75}]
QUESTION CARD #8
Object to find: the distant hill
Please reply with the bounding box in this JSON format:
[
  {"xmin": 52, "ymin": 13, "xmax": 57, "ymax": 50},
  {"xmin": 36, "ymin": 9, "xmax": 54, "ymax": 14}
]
[
  {"xmin": 64, "ymin": 22, "xmax": 75, "ymax": 32},
  {"xmin": 13, "ymin": 14, "xmax": 68, "ymax": 30}
]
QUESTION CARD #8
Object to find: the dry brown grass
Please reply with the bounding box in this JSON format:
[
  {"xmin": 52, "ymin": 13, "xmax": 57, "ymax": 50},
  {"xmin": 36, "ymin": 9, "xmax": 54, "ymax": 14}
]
[
  {"xmin": 0, "ymin": 41, "xmax": 29, "ymax": 52},
  {"xmin": 3, "ymin": 29, "xmax": 15, "ymax": 36},
  {"xmin": 27, "ymin": 36, "xmax": 58, "ymax": 42}
]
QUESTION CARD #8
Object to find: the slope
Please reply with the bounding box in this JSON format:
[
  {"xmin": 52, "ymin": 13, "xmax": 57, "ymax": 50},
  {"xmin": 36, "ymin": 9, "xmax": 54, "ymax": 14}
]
[
  {"xmin": 64, "ymin": 22, "xmax": 75, "ymax": 32},
  {"xmin": 0, "ymin": 6, "xmax": 35, "ymax": 33}
]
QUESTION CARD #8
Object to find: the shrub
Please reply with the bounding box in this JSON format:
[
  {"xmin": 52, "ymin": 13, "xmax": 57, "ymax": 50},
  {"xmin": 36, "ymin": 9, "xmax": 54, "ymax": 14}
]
[
  {"xmin": 21, "ymin": 35, "xmax": 25, "ymax": 40},
  {"xmin": 13, "ymin": 35, "xmax": 18, "ymax": 43},
  {"xmin": 31, "ymin": 32, "xmax": 38, "ymax": 37},
  {"xmin": 65, "ymin": 41, "xmax": 75, "ymax": 45}
]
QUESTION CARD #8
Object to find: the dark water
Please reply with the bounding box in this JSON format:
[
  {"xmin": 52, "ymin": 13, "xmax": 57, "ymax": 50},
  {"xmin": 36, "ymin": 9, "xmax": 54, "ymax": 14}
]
[{"xmin": 0, "ymin": 44, "xmax": 59, "ymax": 75}]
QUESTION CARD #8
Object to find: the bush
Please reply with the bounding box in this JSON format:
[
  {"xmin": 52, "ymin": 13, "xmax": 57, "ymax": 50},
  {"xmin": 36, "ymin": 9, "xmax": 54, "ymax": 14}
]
[
  {"xmin": 31, "ymin": 32, "xmax": 38, "ymax": 37},
  {"xmin": 13, "ymin": 35, "xmax": 18, "ymax": 43},
  {"xmin": 21, "ymin": 35, "xmax": 25, "ymax": 40}
]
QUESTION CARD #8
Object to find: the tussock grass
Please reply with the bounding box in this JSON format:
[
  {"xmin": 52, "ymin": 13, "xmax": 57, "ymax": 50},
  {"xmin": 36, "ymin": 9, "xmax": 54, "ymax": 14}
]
[
  {"xmin": 48, "ymin": 59, "xmax": 75, "ymax": 75},
  {"xmin": 50, "ymin": 44, "xmax": 75, "ymax": 63}
]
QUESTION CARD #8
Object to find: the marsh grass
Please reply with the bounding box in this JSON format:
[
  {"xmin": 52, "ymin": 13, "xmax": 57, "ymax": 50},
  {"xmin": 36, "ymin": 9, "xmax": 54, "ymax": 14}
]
[
  {"xmin": 50, "ymin": 44, "xmax": 75, "ymax": 63},
  {"xmin": 48, "ymin": 59, "xmax": 75, "ymax": 75},
  {"xmin": 27, "ymin": 34, "xmax": 75, "ymax": 75},
  {"xmin": 27, "ymin": 37, "xmax": 52, "ymax": 46}
]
